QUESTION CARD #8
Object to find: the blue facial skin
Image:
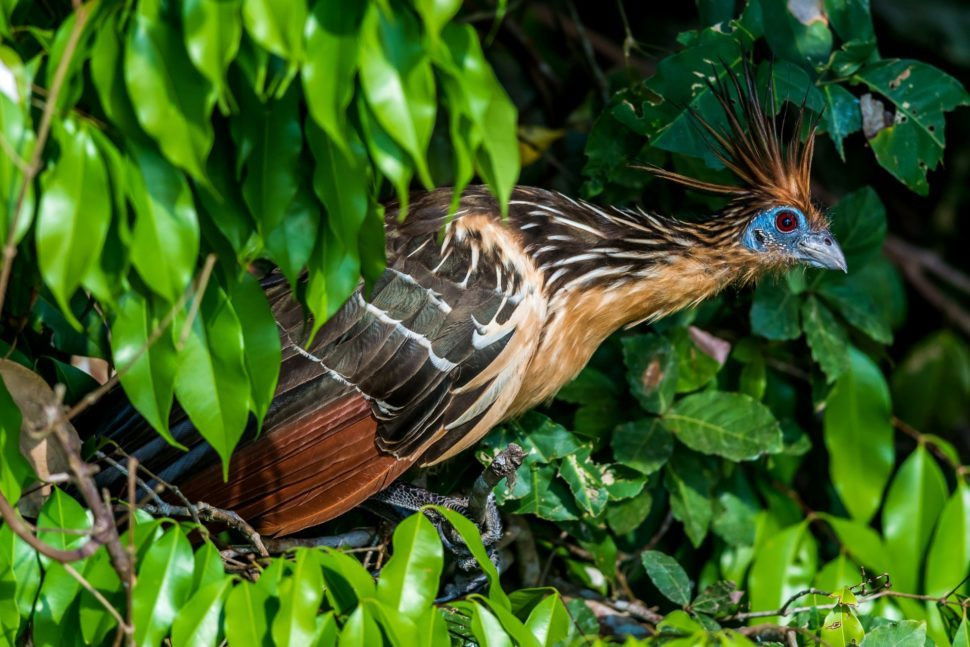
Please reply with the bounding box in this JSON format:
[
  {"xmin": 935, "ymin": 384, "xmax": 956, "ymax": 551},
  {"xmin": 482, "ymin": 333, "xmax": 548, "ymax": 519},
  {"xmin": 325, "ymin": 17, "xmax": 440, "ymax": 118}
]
[{"xmin": 741, "ymin": 205, "xmax": 847, "ymax": 272}]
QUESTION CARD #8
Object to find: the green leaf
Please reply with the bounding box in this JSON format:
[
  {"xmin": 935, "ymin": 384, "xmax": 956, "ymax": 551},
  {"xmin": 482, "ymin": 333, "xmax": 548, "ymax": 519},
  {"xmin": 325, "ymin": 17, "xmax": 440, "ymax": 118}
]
[
  {"xmin": 377, "ymin": 513, "xmax": 444, "ymax": 621},
  {"xmin": 36, "ymin": 120, "xmax": 111, "ymax": 323},
  {"xmin": 663, "ymin": 391, "xmax": 782, "ymax": 461},
  {"xmin": 802, "ymin": 296, "xmax": 850, "ymax": 381},
  {"xmin": 751, "ymin": 280, "xmax": 801, "ymax": 341},
  {"xmin": 748, "ymin": 521, "xmax": 817, "ymax": 621},
  {"xmin": 319, "ymin": 547, "xmax": 375, "ymax": 614},
  {"xmin": 469, "ymin": 602, "xmax": 514, "ymax": 647},
  {"xmin": 954, "ymin": 616, "xmax": 970, "ymax": 647},
  {"xmin": 358, "ymin": 4, "xmax": 436, "ymax": 187},
  {"xmin": 821, "ymin": 84, "xmax": 862, "ymax": 160},
  {"xmin": 271, "ymin": 549, "xmax": 325, "ymax": 647},
  {"xmin": 854, "ymin": 60, "xmax": 969, "ymax": 195},
  {"xmin": 171, "ymin": 577, "xmax": 231, "ymax": 647},
  {"xmin": 822, "ymin": 604, "xmax": 866, "ymax": 647},
  {"xmin": 33, "ymin": 489, "xmax": 92, "ymax": 645},
  {"xmin": 924, "ymin": 481, "xmax": 970, "ymax": 597},
  {"xmin": 503, "ymin": 463, "xmax": 581, "ymax": 521},
  {"xmin": 0, "ymin": 47, "xmax": 36, "ymax": 250},
  {"xmin": 892, "ymin": 331, "xmax": 970, "ymax": 431},
  {"xmin": 191, "ymin": 541, "xmax": 225, "ymax": 595},
  {"xmin": 664, "ymin": 449, "xmax": 715, "ymax": 547},
  {"xmin": 826, "ymin": 186, "xmax": 888, "ymax": 271},
  {"xmin": 819, "ymin": 271, "xmax": 894, "ymax": 345},
  {"xmin": 238, "ymin": 84, "xmax": 302, "ymax": 234},
  {"xmin": 820, "ymin": 514, "xmax": 891, "ymax": 574},
  {"xmin": 174, "ymin": 285, "xmax": 251, "ymax": 477},
  {"xmin": 305, "ymin": 220, "xmax": 361, "ymax": 340},
  {"xmin": 860, "ymin": 620, "xmax": 927, "ymax": 647},
  {"xmin": 611, "ymin": 418, "xmax": 673, "ymax": 475},
  {"xmin": 225, "ymin": 581, "xmax": 271, "ymax": 647},
  {"xmin": 558, "ymin": 449, "xmax": 609, "ymax": 517},
  {"xmin": 524, "ymin": 594, "xmax": 570, "ymax": 647},
  {"xmin": 761, "ymin": 0, "xmax": 833, "ymax": 66},
  {"xmin": 306, "ymin": 118, "xmax": 371, "ymax": 249},
  {"xmin": 182, "ymin": 0, "xmax": 242, "ymax": 99},
  {"xmin": 128, "ymin": 146, "xmax": 200, "ymax": 303},
  {"xmin": 883, "ymin": 446, "xmax": 948, "ymax": 592},
  {"xmin": 265, "ymin": 186, "xmax": 321, "ymax": 288},
  {"xmin": 126, "ymin": 0, "xmax": 215, "ymax": 181},
  {"xmin": 824, "ymin": 347, "xmax": 894, "ymax": 523},
  {"xmin": 356, "ymin": 95, "xmax": 414, "ymax": 210},
  {"xmin": 229, "ymin": 273, "xmax": 281, "ymax": 428},
  {"xmin": 641, "ymin": 550, "xmax": 693, "ymax": 606},
  {"xmin": 303, "ymin": 0, "xmax": 365, "ymax": 151},
  {"xmin": 338, "ymin": 605, "xmax": 383, "ymax": 647},
  {"xmin": 622, "ymin": 333, "xmax": 678, "ymax": 413},
  {"xmin": 672, "ymin": 328, "xmax": 722, "ymax": 392},
  {"xmin": 242, "ymin": 0, "xmax": 306, "ymax": 61},
  {"xmin": 110, "ymin": 292, "xmax": 181, "ymax": 445},
  {"xmin": 132, "ymin": 524, "xmax": 195, "ymax": 647},
  {"xmin": 415, "ymin": 0, "xmax": 461, "ymax": 41},
  {"xmin": 0, "ymin": 367, "xmax": 30, "ymax": 503}
]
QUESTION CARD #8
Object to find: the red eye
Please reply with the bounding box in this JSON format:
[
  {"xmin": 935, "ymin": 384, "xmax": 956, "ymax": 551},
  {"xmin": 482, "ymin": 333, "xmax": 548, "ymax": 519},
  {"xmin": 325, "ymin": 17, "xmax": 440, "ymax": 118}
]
[{"xmin": 775, "ymin": 210, "xmax": 798, "ymax": 233}]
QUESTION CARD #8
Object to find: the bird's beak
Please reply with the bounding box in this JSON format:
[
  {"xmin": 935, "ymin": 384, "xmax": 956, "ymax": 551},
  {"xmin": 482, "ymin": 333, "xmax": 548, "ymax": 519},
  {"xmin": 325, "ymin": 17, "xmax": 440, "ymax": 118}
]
[{"xmin": 795, "ymin": 230, "xmax": 847, "ymax": 272}]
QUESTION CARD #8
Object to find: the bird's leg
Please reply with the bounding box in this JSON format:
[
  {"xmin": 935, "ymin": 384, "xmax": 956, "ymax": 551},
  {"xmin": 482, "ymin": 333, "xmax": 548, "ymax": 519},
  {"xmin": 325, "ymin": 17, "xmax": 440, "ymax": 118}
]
[{"xmin": 369, "ymin": 444, "xmax": 525, "ymax": 570}]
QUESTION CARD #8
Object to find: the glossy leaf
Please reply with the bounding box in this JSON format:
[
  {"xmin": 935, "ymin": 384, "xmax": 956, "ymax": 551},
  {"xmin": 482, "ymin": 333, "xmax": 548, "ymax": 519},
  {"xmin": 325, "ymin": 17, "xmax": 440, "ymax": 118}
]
[
  {"xmin": 524, "ymin": 594, "xmax": 570, "ymax": 647},
  {"xmin": 860, "ymin": 620, "xmax": 927, "ymax": 646},
  {"xmin": 924, "ymin": 481, "xmax": 970, "ymax": 597},
  {"xmin": 192, "ymin": 541, "xmax": 225, "ymax": 594},
  {"xmin": 663, "ymin": 391, "xmax": 782, "ymax": 461},
  {"xmin": 126, "ymin": 0, "xmax": 214, "ymax": 180},
  {"xmin": 174, "ymin": 285, "xmax": 251, "ymax": 477},
  {"xmin": 182, "ymin": 0, "xmax": 241, "ymax": 98},
  {"xmin": 824, "ymin": 347, "xmax": 894, "ymax": 523},
  {"xmin": 431, "ymin": 505, "xmax": 510, "ymax": 610},
  {"xmin": 377, "ymin": 513, "xmax": 443, "ymax": 621},
  {"xmin": 238, "ymin": 84, "xmax": 302, "ymax": 234},
  {"xmin": 820, "ymin": 514, "xmax": 891, "ymax": 574},
  {"xmin": 271, "ymin": 549, "xmax": 325, "ymax": 647},
  {"xmin": 128, "ymin": 146, "xmax": 200, "ymax": 304},
  {"xmin": 822, "ymin": 604, "xmax": 866, "ymax": 647},
  {"xmin": 229, "ymin": 272, "xmax": 281, "ymax": 428},
  {"xmin": 883, "ymin": 446, "xmax": 948, "ymax": 592},
  {"xmin": 225, "ymin": 581, "xmax": 271, "ymax": 647},
  {"xmin": 242, "ymin": 0, "xmax": 306, "ymax": 61},
  {"xmin": 110, "ymin": 292, "xmax": 181, "ymax": 445},
  {"xmin": 822, "ymin": 84, "xmax": 862, "ymax": 160},
  {"xmin": 303, "ymin": 0, "xmax": 364, "ymax": 151},
  {"xmin": 132, "ymin": 524, "xmax": 195, "ymax": 647},
  {"xmin": 358, "ymin": 4, "xmax": 436, "ymax": 187},
  {"xmin": 306, "ymin": 119, "xmax": 370, "ymax": 249},
  {"xmin": 641, "ymin": 551, "xmax": 692, "ymax": 606},
  {"xmin": 36, "ymin": 120, "xmax": 111, "ymax": 321},
  {"xmin": 171, "ymin": 577, "xmax": 231, "ymax": 647},
  {"xmin": 748, "ymin": 522, "xmax": 817, "ymax": 620}
]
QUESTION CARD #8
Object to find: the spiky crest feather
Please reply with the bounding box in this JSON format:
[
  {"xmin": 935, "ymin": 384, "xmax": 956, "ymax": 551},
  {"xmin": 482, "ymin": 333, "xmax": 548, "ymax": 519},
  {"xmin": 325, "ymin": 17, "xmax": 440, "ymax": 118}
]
[{"xmin": 640, "ymin": 59, "xmax": 825, "ymax": 229}]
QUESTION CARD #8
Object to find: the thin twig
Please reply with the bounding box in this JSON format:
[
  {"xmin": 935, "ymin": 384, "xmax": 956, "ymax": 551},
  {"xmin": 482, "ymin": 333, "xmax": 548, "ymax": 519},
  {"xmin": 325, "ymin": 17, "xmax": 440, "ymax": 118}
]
[
  {"xmin": 63, "ymin": 561, "xmax": 129, "ymax": 632},
  {"xmin": 139, "ymin": 502, "xmax": 268, "ymax": 557},
  {"xmin": 0, "ymin": 1, "xmax": 93, "ymax": 316},
  {"xmin": 177, "ymin": 254, "xmax": 218, "ymax": 349},
  {"xmin": 892, "ymin": 417, "xmax": 966, "ymax": 476}
]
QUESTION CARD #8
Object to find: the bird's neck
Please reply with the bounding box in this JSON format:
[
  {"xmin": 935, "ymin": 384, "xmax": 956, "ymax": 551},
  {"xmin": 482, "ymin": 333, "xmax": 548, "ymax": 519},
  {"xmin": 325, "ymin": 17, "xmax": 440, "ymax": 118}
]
[{"xmin": 507, "ymin": 196, "xmax": 757, "ymax": 414}]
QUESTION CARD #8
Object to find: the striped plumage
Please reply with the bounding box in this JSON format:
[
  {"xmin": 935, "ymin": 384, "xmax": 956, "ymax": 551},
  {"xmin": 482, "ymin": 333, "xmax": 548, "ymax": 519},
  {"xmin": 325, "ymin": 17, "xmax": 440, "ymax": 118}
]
[{"xmin": 92, "ymin": 62, "xmax": 847, "ymax": 536}]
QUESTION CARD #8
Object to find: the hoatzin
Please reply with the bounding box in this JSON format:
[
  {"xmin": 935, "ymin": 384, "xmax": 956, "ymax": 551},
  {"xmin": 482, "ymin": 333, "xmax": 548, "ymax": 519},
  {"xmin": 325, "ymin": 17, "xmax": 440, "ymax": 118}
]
[{"xmin": 89, "ymin": 65, "xmax": 846, "ymax": 541}]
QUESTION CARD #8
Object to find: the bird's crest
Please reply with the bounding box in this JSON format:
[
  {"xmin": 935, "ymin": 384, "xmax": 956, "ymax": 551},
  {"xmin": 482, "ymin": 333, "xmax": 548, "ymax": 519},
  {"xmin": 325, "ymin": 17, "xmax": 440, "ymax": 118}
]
[{"xmin": 643, "ymin": 60, "xmax": 823, "ymax": 228}]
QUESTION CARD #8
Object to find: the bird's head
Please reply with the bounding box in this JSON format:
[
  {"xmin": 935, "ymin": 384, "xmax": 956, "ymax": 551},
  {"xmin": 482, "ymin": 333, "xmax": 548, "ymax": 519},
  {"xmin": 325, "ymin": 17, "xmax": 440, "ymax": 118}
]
[{"xmin": 642, "ymin": 59, "xmax": 847, "ymax": 274}]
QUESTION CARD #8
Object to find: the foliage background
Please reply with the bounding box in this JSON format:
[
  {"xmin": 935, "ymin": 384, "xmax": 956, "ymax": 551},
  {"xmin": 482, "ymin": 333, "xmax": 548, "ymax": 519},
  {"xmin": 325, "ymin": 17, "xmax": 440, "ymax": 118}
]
[{"xmin": 0, "ymin": 0, "xmax": 968, "ymax": 645}]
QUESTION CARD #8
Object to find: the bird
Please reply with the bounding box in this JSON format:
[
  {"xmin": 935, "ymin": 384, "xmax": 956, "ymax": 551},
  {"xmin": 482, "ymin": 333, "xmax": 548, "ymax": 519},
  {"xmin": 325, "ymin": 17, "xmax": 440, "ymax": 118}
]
[{"xmin": 89, "ymin": 63, "xmax": 846, "ymax": 538}]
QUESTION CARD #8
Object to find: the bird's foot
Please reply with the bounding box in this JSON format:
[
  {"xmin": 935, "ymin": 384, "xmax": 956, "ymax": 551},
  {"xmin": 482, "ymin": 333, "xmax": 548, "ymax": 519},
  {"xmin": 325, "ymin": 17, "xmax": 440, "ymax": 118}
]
[
  {"xmin": 370, "ymin": 443, "xmax": 525, "ymax": 572},
  {"xmin": 372, "ymin": 482, "xmax": 503, "ymax": 571}
]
